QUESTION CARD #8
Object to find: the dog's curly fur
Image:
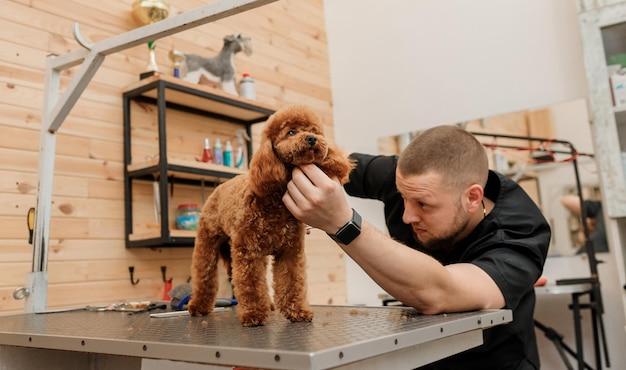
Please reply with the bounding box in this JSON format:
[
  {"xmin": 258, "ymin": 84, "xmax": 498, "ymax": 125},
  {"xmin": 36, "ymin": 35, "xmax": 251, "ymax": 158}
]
[{"xmin": 188, "ymin": 105, "xmax": 354, "ymax": 326}]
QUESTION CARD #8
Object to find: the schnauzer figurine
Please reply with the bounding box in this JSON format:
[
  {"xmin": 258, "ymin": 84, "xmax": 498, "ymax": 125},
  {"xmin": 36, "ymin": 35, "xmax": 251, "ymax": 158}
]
[{"xmin": 177, "ymin": 34, "xmax": 252, "ymax": 96}]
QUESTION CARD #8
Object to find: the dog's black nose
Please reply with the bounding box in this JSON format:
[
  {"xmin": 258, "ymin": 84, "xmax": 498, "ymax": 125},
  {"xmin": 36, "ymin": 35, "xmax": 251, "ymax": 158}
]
[{"xmin": 306, "ymin": 136, "xmax": 317, "ymax": 146}]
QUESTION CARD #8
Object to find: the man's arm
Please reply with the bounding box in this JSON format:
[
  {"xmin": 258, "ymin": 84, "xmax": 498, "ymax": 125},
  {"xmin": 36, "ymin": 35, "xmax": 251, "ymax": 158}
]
[
  {"xmin": 561, "ymin": 194, "xmax": 582, "ymax": 216},
  {"xmin": 344, "ymin": 222, "xmax": 505, "ymax": 314},
  {"xmin": 283, "ymin": 164, "xmax": 505, "ymax": 314}
]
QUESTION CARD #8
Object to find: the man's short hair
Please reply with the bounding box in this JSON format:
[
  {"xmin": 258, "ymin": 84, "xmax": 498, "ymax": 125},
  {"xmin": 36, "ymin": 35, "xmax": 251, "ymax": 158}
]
[{"xmin": 397, "ymin": 125, "xmax": 489, "ymax": 192}]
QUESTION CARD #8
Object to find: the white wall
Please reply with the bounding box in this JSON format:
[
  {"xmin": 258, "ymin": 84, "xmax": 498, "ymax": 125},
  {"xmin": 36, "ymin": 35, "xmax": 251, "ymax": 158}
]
[
  {"xmin": 323, "ymin": 0, "xmax": 626, "ymax": 368},
  {"xmin": 324, "ymin": 0, "xmax": 587, "ymax": 149}
]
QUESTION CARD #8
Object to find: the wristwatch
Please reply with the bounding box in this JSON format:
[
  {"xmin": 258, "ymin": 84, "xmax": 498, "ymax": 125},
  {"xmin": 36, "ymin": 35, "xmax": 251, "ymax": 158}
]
[{"xmin": 327, "ymin": 208, "xmax": 362, "ymax": 245}]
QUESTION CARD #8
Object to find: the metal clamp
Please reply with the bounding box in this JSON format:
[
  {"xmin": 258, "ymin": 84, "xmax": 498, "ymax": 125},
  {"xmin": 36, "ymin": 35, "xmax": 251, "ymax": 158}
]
[{"xmin": 13, "ymin": 286, "xmax": 30, "ymax": 300}]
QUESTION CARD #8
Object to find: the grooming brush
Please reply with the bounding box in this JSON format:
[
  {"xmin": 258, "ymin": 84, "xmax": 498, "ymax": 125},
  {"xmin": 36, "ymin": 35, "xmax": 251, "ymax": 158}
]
[
  {"xmin": 168, "ymin": 283, "xmax": 237, "ymax": 311},
  {"xmin": 168, "ymin": 283, "xmax": 192, "ymax": 310}
]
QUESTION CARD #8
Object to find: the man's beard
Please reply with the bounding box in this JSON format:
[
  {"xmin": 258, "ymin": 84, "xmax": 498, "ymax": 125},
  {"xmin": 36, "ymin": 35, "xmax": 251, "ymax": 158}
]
[{"xmin": 415, "ymin": 208, "xmax": 470, "ymax": 253}]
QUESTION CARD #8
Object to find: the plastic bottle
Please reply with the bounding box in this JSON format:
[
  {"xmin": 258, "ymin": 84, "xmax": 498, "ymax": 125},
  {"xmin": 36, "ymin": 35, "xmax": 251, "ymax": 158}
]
[
  {"xmin": 201, "ymin": 137, "xmax": 213, "ymax": 163},
  {"xmin": 239, "ymin": 73, "xmax": 256, "ymax": 100},
  {"xmin": 214, "ymin": 138, "xmax": 223, "ymax": 165},
  {"xmin": 234, "ymin": 129, "xmax": 251, "ymax": 169},
  {"xmin": 235, "ymin": 145, "xmax": 244, "ymax": 169},
  {"xmin": 224, "ymin": 140, "xmax": 233, "ymax": 167}
]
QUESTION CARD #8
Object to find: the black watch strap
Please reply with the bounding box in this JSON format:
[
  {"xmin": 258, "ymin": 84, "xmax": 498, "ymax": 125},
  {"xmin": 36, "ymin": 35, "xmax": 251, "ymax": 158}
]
[{"xmin": 327, "ymin": 208, "xmax": 362, "ymax": 245}]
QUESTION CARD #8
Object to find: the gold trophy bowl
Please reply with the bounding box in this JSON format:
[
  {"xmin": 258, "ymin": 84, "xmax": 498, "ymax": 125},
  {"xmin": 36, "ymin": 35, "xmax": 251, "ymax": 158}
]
[
  {"xmin": 132, "ymin": 0, "xmax": 170, "ymax": 73},
  {"xmin": 132, "ymin": 0, "xmax": 169, "ymax": 25}
]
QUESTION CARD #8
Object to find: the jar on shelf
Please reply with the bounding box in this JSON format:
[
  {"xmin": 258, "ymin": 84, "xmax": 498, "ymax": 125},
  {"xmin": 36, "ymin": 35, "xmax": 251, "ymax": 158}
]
[
  {"xmin": 239, "ymin": 72, "xmax": 256, "ymax": 100},
  {"xmin": 176, "ymin": 204, "xmax": 201, "ymax": 230}
]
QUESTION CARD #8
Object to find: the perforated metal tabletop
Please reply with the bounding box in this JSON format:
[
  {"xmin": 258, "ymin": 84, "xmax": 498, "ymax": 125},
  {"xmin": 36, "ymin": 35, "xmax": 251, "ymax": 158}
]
[{"xmin": 0, "ymin": 306, "xmax": 511, "ymax": 369}]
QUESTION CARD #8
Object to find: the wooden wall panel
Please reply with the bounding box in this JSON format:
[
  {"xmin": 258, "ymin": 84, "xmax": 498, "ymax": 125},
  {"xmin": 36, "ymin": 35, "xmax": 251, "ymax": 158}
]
[{"xmin": 0, "ymin": 0, "xmax": 346, "ymax": 314}]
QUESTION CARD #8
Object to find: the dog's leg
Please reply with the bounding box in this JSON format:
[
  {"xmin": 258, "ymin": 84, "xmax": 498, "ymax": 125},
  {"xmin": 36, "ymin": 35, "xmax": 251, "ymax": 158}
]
[
  {"xmin": 188, "ymin": 226, "xmax": 222, "ymax": 316},
  {"xmin": 272, "ymin": 233, "xmax": 314, "ymax": 323},
  {"xmin": 221, "ymin": 79, "xmax": 238, "ymax": 96},
  {"xmin": 230, "ymin": 243, "xmax": 272, "ymax": 326},
  {"xmin": 182, "ymin": 70, "xmax": 202, "ymax": 84}
]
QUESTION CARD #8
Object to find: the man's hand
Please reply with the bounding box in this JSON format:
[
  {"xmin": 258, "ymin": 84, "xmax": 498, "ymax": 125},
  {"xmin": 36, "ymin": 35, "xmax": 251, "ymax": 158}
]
[{"xmin": 283, "ymin": 164, "xmax": 353, "ymax": 235}]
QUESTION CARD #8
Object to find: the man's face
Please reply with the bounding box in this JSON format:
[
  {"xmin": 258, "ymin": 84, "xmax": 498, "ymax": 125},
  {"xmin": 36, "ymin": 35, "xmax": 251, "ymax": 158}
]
[{"xmin": 396, "ymin": 170, "xmax": 471, "ymax": 251}]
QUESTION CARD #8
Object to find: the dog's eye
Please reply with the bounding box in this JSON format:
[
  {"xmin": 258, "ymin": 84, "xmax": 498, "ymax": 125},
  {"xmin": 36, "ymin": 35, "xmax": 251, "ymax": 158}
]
[{"xmin": 287, "ymin": 129, "xmax": 296, "ymax": 136}]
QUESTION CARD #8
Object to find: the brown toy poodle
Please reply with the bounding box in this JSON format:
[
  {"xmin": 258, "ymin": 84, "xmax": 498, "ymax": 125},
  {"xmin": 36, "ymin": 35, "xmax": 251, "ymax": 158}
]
[{"xmin": 188, "ymin": 105, "xmax": 354, "ymax": 326}]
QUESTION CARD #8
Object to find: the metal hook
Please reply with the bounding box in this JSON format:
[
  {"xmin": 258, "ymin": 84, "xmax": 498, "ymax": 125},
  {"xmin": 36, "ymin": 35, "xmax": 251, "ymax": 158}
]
[
  {"xmin": 129, "ymin": 266, "xmax": 140, "ymax": 285},
  {"xmin": 72, "ymin": 22, "xmax": 93, "ymax": 50},
  {"xmin": 161, "ymin": 266, "xmax": 171, "ymax": 282}
]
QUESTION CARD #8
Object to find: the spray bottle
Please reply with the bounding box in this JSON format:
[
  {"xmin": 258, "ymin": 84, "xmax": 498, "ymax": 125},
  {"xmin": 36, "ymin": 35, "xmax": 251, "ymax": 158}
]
[
  {"xmin": 201, "ymin": 137, "xmax": 213, "ymax": 163},
  {"xmin": 235, "ymin": 129, "xmax": 251, "ymax": 169},
  {"xmin": 213, "ymin": 138, "xmax": 223, "ymax": 165},
  {"xmin": 223, "ymin": 140, "xmax": 233, "ymax": 167}
]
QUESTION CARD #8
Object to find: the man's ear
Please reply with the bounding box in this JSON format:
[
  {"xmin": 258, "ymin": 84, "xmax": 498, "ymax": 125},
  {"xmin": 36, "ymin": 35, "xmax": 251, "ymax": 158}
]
[{"xmin": 466, "ymin": 184, "xmax": 485, "ymax": 213}]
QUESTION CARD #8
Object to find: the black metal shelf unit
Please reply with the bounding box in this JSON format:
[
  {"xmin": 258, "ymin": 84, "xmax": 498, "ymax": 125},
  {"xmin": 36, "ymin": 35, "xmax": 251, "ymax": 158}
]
[{"xmin": 122, "ymin": 75, "xmax": 275, "ymax": 248}]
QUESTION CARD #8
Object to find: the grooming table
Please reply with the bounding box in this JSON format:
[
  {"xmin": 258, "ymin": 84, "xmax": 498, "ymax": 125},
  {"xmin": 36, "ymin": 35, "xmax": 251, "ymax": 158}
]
[{"xmin": 0, "ymin": 305, "xmax": 511, "ymax": 370}]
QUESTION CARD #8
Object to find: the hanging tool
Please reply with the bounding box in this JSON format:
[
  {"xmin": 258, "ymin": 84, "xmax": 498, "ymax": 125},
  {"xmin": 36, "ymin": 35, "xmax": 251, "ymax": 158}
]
[
  {"xmin": 161, "ymin": 266, "xmax": 173, "ymax": 300},
  {"xmin": 27, "ymin": 207, "xmax": 35, "ymax": 244}
]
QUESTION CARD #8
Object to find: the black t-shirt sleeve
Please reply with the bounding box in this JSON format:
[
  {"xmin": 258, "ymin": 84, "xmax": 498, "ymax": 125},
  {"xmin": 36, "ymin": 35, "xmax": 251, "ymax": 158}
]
[
  {"xmin": 472, "ymin": 246, "xmax": 544, "ymax": 310},
  {"xmin": 344, "ymin": 153, "xmax": 399, "ymax": 202},
  {"xmin": 343, "ymin": 153, "xmax": 420, "ymax": 248}
]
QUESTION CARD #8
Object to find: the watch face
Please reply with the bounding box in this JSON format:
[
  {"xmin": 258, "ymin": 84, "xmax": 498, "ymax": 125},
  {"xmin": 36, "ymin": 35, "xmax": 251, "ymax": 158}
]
[
  {"xmin": 337, "ymin": 222, "xmax": 361, "ymax": 244},
  {"xmin": 328, "ymin": 209, "xmax": 362, "ymax": 245}
]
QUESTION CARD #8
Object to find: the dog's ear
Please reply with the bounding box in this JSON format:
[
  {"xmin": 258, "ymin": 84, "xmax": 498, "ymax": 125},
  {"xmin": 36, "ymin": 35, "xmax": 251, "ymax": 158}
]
[
  {"xmin": 317, "ymin": 146, "xmax": 356, "ymax": 185},
  {"xmin": 248, "ymin": 135, "xmax": 288, "ymax": 196}
]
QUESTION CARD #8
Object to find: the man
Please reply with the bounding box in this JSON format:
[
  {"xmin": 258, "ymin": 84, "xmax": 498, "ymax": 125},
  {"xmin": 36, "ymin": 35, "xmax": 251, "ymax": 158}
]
[
  {"xmin": 561, "ymin": 194, "xmax": 608, "ymax": 254},
  {"xmin": 283, "ymin": 125, "xmax": 551, "ymax": 369}
]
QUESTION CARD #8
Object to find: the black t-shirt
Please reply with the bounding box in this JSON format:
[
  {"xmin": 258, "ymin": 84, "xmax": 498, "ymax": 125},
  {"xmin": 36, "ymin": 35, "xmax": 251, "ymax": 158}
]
[
  {"xmin": 344, "ymin": 153, "xmax": 551, "ymax": 370},
  {"xmin": 579, "ymin": 200, "xmax": 608, "ymax": 254}
]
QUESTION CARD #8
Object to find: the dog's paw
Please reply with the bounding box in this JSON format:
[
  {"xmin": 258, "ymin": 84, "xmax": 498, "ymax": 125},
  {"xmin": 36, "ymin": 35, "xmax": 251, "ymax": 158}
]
[
  {"xmin": 285, "ymin": 307, "xmax": 314, "ymax": 323},
  {"xmin": 188, "ymin": 302, "xmax": 211, "ymax": 316},
  {"xmin": 239, "ymin": 310, "xmax": 268, "ymax": 327}
]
